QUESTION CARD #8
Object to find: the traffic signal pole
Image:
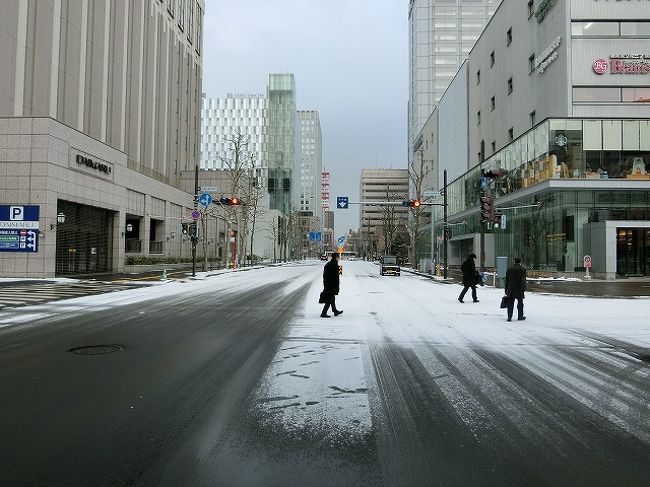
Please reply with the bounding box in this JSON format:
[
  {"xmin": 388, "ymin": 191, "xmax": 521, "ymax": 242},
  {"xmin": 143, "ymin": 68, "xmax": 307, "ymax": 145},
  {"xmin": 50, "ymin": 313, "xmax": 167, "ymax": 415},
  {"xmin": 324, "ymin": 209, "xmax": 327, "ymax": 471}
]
[
  {"xmin": 443, "ymin": 169, "xmax": 448, "ymax": 279},
  {"xmin": 192, "ymin": 164, "xmax": 198, "ymax": 277}
]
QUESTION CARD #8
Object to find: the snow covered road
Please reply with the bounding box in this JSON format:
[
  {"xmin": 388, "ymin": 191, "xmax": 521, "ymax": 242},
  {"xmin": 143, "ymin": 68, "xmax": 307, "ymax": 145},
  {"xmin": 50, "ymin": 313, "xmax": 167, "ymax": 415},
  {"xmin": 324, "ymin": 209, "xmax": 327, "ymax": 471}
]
[{"xmin": 1, "ymin": 260, "xmax": 649, "ymax": 485}]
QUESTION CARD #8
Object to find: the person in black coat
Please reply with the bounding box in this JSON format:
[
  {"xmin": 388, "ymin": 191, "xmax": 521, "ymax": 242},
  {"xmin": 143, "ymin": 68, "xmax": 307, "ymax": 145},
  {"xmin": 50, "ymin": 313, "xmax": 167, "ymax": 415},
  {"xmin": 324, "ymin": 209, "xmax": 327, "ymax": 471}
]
[
  {"xmin": 321, "ymin": 252, "xmax": 343, "ymax": 318},
  {"xmin": 505, "ymin": 257, "xmax": 527, "ymax": 322},
  {"xmin": 458, "ymin": 253, "xmax": 479, "ymax": 303}
]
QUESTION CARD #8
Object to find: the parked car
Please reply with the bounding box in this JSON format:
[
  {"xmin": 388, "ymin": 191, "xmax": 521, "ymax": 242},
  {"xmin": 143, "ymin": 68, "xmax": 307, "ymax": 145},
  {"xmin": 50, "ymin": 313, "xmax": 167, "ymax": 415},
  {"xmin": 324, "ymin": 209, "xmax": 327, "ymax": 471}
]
[
  {"xmin": 319, "ymin": 254, "xmax": 328, "ymax": 261},
  {"xmin": 380, "ymin": 255, "xmax": 400, "ymax": 276}
]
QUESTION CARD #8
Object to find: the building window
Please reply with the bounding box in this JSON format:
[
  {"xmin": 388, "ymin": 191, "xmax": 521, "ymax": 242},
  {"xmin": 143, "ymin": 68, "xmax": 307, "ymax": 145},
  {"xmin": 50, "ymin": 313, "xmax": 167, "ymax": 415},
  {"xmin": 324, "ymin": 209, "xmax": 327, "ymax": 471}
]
[
  {"xmin": 528, "ymin": 0, "xmax": 534, "ymax": 18},
  {"xmin": 530, "ymin": 110, "xmax": 536, "ymax": 126},
  {"xmin": 507, "ymin": 28, "xmax": 512, "ymax": 46},
  {"xmin": 490, "ymin": 51, "xmax": 495, "ymax": 67},
  {"xmin": 508, "ymin": 128, "xmax": 514, "ymax": 141},
  {"xmin": 477, "ymin": 110, "xmax": 481, "ymax": 125},
  {"xmin": 491, "ymin": 96, "xmax": 496, "ymax": 111},
  {"xmin": 529, "ymin": 54, "xmax": 535, "ymax": 74},
  {"xmin": 573, "ymin": 86, "xmax": 621, "ymax": 103},
  {"xmin": 476, "ymin": 69, "xmax": 481, "ymax": 84},
  {"xmin": 507, "ymin": 77, "xmax": 513, "ymax": 95},
  {"xmin": 491, "ymin": 141, "xmax": 496, "ymax": 153}
]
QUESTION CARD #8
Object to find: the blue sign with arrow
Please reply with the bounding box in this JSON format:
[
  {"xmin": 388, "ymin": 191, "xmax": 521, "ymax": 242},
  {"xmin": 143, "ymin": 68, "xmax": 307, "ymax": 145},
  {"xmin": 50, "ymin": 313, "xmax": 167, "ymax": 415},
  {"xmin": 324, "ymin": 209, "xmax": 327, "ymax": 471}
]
[
  {"xmin": 336, "ymin": 197, "xmax": 349, "ymax": 209},
  {"xmin": 198, "ymin": 193, "xmax": 213, "ymax": 208}
]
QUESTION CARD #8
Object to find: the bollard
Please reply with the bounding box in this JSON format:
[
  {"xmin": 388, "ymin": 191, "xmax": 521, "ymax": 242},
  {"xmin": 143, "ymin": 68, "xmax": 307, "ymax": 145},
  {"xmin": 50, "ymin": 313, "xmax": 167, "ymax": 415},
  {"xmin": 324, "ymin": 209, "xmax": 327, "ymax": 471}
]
[{"xmin": 161, "ymin": 269, "xmax": 168, "ymax": 281}]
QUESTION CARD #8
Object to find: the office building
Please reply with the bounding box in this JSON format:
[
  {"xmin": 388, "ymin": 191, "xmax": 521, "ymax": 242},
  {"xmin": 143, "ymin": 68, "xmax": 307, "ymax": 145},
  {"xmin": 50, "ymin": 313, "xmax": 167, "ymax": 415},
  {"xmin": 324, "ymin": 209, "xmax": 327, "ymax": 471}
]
[
  {"xmin": 0, "ymin": 0, "xmax": 204, "ymax": 277},
  {"xmin": 296, "ymin": 110, "xmax": 322, "ymax": 216},
  {"xmin": 359, "ymin": 169, "xmax": 409, "ymax": 256},
  {"xmin": 408, "ymin": 0, "xmax": 499, "ymax": 165},
  {"xmin": 424, "ymin": 0, "xmax": 650, "ymax": 278},
  {"xmin": 200, "ymin": 94, "xmax": 267, "ymax": 183}
]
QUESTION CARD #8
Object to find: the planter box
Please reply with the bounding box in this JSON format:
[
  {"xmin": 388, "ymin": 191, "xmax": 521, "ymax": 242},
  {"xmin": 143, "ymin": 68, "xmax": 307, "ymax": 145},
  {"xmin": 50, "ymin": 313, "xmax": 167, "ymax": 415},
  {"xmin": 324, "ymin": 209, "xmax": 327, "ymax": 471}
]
[{"xmin": 123, "ymin": 263, "xmax": 193, "ymax": 274}]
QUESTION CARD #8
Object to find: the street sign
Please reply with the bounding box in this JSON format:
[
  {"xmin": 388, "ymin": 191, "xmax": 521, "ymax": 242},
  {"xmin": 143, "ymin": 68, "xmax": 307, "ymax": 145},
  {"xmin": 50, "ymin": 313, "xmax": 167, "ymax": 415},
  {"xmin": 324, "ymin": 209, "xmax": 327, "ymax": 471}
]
[
  {"xmin": 337, "ymin": 235, "xmax": 346, "ymax": 246},
  {"xmin": 336, "ymin": 197, "xmax": 349, "ymax": 209},
  {"xmin": 198, "ymin": 193, "xmax": 212, "ymax": 207},
  {"xmin": 309, "ymin": 231, "xmax": 322, "ymax": 242},
  {"xmin": 191, "ymin": 210, "xmax": 201, "ymax": 220},
  {"xmin": 422, "ymin": 190, "xmax": 441, "ymax": 200},
  {"xmin": 500, "ymin": 214, "xmax": 507, "ymax": 229},
  {"xmin": 199, "ymin": 186, "xmax": 218, "ymax": 193},
  {"xmin": 0, "ymin": 229, "xmax": 38, "ymax": 252},
  {"xmin": 583, "ymin": 255, "xmax": 592, "ymax": 268},
  {"xmin": 0, "ymin": 205, "xmax": 40, "ymax": 252}
]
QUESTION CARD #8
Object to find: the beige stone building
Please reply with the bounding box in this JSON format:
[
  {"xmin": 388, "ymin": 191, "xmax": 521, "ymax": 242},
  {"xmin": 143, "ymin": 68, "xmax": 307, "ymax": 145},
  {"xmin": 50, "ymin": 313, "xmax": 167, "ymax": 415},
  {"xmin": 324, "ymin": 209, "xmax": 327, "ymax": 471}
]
[{"xmin": 0, "ymin": 0, "xmax": 204, "ymax": 277}]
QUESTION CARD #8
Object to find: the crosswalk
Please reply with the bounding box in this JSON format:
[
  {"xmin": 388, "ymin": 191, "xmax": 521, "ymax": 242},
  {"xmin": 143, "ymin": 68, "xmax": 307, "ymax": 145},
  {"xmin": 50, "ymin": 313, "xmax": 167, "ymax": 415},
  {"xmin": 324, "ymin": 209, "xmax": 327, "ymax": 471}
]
[{"xmin": 0, "ymin": 281, "xmax": 145, "ymax": 309}]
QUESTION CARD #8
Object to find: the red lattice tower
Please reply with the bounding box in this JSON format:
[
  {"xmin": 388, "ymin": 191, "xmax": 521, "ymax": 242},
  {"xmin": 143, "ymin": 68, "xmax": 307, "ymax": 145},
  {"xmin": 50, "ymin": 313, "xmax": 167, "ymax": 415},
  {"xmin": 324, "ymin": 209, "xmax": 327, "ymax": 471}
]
[{"xmin": 321, "ymin": 171, "xmax": 330, "ymax": 210}]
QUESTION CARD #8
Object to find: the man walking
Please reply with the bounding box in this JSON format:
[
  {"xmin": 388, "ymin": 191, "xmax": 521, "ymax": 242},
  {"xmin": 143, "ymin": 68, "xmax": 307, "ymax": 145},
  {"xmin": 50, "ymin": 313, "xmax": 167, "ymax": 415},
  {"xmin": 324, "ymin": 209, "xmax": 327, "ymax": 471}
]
[
  {"xmin": 505, "ymin": 257, "xmax": 527, "ymax": 322},
  {"xmin": 321, "ymin": 252, "xmax": 343, "ymax": 318},
  {"xmin": 458, "ymin": 253, "xmax": 479, "ymax": 303}
]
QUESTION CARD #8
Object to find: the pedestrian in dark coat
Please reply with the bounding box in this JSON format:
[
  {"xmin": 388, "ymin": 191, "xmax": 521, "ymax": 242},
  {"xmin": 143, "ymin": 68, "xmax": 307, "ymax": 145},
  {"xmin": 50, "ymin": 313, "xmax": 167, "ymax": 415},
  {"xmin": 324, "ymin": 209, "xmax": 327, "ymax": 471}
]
[
  {"xmin": 458, "ymin": 253, "xmax": 479, "ymax": 303},
  {"xmin": 505, "ymin": 257, "xmax": 527, "ymax": 322},
  {"xmin": 321, "ymin": 252, "xmax": 343, "ymax": 318}
]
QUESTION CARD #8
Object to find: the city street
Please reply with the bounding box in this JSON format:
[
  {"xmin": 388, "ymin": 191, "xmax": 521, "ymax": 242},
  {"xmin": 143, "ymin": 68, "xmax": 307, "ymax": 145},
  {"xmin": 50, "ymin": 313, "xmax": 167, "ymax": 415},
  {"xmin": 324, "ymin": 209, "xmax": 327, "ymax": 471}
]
[{"xmin": 1, "ymin": 261, "xmax": 650, "ymax": 486}]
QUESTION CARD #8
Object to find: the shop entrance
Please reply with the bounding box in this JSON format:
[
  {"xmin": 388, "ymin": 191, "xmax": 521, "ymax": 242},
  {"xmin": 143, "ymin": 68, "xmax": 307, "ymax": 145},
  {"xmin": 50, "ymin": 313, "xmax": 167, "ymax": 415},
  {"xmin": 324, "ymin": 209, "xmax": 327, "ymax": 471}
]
[
  {"xmin": 55, "ymin": 200, "xmax": 113, "ymax": 275},
  {"xmin": 616, "ymin": 228, "xmax": 650, "ymax": 276}
]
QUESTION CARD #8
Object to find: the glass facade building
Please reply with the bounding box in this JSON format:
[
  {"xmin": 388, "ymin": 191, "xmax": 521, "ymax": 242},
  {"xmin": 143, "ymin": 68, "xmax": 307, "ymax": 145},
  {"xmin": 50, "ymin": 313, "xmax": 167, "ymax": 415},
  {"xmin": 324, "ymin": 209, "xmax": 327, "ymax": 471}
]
[
  {"xmin": 431, "ymin": 118, "xmax": 650, "ymax": 278},
  {"xmin": 408, "ymin": 0, "xmax": 499, "ymax": 162},
  {"xmin": 267, "ymin": 74, "xmax": 299, "ymax": 214}
]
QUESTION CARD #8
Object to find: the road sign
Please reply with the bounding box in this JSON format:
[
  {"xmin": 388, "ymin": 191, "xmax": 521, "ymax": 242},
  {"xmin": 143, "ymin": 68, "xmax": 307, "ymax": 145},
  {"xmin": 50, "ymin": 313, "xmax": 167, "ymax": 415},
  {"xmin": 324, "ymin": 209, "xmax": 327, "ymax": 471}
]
[
  {"xmin": 336, "ymin": 197, "xmax": 349, "ymax": 209},
  {"xmin": 309, "ymin": 231, "xmax": 322, "ymax": 242},
  {"xmin": 583, "ymin": 255, "xmax": 592, "ymax": 268},
  {"xmin": 191, "ymin": 210, "xmax": 201, "ymax": 220},
  {"xmin": 0, "ymin": 205, "xmax": 40, "ymax": 252},
  {"xmin": 422, "ymin": 190, "xmax": 441, "ymax": 200},
  {"xmin": 198, "ymin": 193, "xmax": 212, "ymax": 207},
  {"xmin": 199, "ymin": 186, "xmax": 218, "ymax": 193},
  {"xmin": 337, "ymin": 235, "xmax": 346, "ymax": 246}
]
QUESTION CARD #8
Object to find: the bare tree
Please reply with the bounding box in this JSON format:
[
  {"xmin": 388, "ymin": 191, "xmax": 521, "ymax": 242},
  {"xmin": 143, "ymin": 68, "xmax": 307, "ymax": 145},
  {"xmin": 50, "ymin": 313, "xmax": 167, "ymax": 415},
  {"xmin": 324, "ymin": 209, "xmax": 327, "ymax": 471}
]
[{"xmin": 407, "ymin": 150, "xmax": 433, "ymax": 268}]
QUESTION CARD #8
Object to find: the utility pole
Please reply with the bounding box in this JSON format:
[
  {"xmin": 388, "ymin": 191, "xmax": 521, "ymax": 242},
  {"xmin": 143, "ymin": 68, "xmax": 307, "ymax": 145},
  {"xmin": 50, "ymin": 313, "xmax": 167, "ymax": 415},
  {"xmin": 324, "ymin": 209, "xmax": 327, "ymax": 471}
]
[
  {"xmin": 443, "ymin": 169, "xmax": 448, "ymax": 279},
  {"xmin": 192, "ymin": 164, "xmax": 198, "ymax": 277}
]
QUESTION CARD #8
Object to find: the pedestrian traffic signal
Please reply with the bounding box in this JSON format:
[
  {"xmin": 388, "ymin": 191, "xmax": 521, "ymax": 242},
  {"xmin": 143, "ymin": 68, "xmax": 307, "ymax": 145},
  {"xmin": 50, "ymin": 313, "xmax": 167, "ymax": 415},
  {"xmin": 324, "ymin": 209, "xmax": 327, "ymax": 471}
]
[
  {"xmin": 181, "ymin": 222, "xmax": 190, "ymax": 235},
  {"xmin": 219, "ymin": 196, "xmax": 242, "ymax": 206},
  {"xmin": 480, "ymin": 196, "xmax": 495, "ymax": 222},
  {"xmin": 189, "ymin": 222, "xmax": 198, "ymax": 241}
]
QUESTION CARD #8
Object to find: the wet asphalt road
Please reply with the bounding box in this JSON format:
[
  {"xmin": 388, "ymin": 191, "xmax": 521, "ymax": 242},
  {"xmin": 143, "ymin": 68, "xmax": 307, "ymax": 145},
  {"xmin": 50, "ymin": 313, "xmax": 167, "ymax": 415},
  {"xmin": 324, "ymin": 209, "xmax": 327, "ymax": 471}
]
[{"xmin": 1, "ymin": 263, "xmax": 650, "ymax": 486}]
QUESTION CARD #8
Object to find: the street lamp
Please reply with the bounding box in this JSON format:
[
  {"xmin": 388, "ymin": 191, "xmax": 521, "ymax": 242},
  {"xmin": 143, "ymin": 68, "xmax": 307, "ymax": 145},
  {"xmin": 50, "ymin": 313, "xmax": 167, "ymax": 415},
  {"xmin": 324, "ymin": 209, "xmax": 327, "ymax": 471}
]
[
  {"xmin": 50, "ymin": 212, "xmax": 66, "ymax": 230},
  {"xmin": 126, "ymin": 223, "xmax": 133, "ymax": 233}
]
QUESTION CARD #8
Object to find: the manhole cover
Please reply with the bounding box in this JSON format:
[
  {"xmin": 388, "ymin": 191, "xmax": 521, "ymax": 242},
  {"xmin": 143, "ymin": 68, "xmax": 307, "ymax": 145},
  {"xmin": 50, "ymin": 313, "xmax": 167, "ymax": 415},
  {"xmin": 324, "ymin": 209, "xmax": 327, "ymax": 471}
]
[{"xmin": 67, "ymin": 345, "xmax": 125, "ymax": 355}]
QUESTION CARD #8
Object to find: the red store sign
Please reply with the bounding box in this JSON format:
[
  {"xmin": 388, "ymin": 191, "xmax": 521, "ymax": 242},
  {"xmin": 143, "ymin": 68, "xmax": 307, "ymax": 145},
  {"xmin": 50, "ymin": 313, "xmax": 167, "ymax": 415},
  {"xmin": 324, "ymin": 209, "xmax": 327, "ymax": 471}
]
[{"xmin": 593, "ymin": 55, "xmax": 650, "ymax": 75}]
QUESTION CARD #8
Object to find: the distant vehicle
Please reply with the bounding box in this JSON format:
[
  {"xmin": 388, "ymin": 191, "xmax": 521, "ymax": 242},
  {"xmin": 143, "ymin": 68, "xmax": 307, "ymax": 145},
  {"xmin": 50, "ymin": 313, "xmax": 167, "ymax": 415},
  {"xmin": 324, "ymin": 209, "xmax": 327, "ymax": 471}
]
[
  {"xmin": 380, "ymin": 255, "xmax": 400, "ymax": 276},
  {"xmin": 320, "ymin": 254, "xmax": 328, "ymax": 261}
]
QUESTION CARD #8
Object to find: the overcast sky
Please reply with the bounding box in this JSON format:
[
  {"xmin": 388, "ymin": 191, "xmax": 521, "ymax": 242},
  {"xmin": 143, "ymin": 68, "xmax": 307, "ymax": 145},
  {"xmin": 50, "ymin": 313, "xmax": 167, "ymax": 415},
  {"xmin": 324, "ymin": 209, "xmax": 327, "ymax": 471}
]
[{"xmin": 203, "ymin": 0, "xmax": 408, "ymax": 237}]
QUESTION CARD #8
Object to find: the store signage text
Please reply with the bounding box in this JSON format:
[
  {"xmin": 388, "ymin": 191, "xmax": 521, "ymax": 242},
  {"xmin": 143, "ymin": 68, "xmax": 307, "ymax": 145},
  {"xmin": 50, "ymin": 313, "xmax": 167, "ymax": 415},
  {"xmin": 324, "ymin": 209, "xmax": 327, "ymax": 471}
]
[
  {"xmin": 76, "ymin": 154, "xmax": 112, "ymax": 174},
  {"xmin": 535, "ymin": 0, "xmax": 558, "ymax": 23},
  {"xmin": 534, "ymin": 37, "xmax": 562, "ymax": 74},
  {"xmin": 226, "ymin": 93, "xmax": 265, "ymax": 98},
  {"xmin": 593, "ymin": 55, "xmax": 650, "ymax": 75}
]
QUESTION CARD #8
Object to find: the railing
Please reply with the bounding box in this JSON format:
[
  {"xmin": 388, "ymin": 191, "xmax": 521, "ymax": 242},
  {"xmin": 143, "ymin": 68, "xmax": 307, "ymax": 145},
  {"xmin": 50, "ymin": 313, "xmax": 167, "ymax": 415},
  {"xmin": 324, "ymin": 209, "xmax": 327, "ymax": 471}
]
[
  {"xmin": 149, "ymin": 241, "xmax": 163, "ymax": 254},
  {"xmin": 125, "ymin": 239, "xmax": 142, "ymax": 253}
]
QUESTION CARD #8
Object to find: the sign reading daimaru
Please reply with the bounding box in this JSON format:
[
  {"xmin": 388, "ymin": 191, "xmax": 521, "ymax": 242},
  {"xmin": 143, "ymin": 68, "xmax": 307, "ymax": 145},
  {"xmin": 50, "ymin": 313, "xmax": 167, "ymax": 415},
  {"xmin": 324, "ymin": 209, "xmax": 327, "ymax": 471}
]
[{"xmin": 593, "ymin": 55, "xmax": 650, "ymax": 75}]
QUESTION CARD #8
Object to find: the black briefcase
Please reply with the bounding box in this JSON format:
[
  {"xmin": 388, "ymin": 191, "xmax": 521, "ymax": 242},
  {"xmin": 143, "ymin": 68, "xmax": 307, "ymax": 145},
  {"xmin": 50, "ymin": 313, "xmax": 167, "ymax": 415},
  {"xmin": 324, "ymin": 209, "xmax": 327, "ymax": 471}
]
[
  {"xmin": 500, "ymin": 296, "xmax": 510, "ymax": 309},
  {"xmin": 319, "ymin": 291, "xmax": 327, "ymax": 304}
]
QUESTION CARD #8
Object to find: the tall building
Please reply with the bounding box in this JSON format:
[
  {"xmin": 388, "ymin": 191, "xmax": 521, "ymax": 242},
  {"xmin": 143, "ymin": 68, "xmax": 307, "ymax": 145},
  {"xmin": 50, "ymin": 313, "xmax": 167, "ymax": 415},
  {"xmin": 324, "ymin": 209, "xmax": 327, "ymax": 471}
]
[
  {"xmin": 408, "ymin": 0, "xmax": 499, "ymax": 164},
  {"xmin": 200, "ymin": 94, "xmax": 267, "ymax": 181},
  {"xmin": 359, "ymin": 169, "xmax": 409, "ymax": 255},
  {"xmin": 0, "ymin": 0, "xmax": 204, "ymax": 277},
  {"xmin": 296, "ymin": 111, "xmax": 322, "ymax": 219},
  {"xmin": 267, "ymin": 74, "xmax": 299, "ymax": 214},
  {"xmin": 424, "ymin": 0, "xmax": 650, "ymax": 278}
]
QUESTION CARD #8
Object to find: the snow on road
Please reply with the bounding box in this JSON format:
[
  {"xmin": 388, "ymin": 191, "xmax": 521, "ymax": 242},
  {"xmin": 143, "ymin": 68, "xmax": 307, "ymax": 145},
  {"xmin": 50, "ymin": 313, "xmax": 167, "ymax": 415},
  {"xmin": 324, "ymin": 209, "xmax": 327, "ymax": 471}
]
[{"xmin": 253, "ymin": 260, "xmax": 650, "ymax": 453}]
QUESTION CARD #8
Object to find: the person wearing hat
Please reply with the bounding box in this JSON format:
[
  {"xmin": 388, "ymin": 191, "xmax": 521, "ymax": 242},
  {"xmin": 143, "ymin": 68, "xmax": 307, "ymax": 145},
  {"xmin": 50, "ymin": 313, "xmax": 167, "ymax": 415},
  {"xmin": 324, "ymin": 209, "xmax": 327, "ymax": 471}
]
[{"xmin": 458, "ymin": 253, "xmax": 479, "ymax": 303}]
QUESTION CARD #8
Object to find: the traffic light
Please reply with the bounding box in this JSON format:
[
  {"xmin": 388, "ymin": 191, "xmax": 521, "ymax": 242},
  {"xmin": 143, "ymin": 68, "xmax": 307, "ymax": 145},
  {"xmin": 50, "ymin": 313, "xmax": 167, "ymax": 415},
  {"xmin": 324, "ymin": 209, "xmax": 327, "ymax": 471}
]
[
  {"xmin": 181, "ymin": 222, "xmax": 190, "ymax": 235},
  {"xmin": 402, "ymin": 199, "xmax": 422, "ymax": 208},
  {"xmin": 219, "ymin": 196, "xmax": 243, "ymax": 206},
  {"xmin": 480, "ymin": 195, "xmax": 495, "ymax": 222},
  {"xmin": 189, "ymin": 222, "xmax": 198, "ymax": 241}
]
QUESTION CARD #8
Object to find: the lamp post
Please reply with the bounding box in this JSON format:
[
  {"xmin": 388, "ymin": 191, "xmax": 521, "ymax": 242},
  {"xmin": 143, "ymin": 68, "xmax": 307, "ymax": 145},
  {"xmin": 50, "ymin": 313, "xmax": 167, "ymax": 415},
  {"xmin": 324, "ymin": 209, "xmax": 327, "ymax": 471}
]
[{"xmin": 50, "ymin": 212, "xmax": 66, "ymax": 230}]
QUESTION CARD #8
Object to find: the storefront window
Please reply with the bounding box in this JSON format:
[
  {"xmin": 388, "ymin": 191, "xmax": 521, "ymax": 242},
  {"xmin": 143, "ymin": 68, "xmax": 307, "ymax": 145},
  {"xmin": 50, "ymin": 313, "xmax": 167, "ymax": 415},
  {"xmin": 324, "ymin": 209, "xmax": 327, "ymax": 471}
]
[
  {"xmin": 573, "ymin": 87, "xmax": 621, "ymax": 103},
  {"xmin": 571, "ymin": 21, "xmax": 619, "ymax": 36},
  {"xmin": 622, "ymin": 87, "xmax": 650, "ymax": 103},
  {"xmin": 620, "ymin": 22, "xmax": 650, "ymax": 36}
]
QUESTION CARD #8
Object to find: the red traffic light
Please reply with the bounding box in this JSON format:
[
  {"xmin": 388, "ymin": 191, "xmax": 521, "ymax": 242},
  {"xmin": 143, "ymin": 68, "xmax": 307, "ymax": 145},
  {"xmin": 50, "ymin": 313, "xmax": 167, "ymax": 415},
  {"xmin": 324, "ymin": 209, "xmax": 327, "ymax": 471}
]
[
  {"xmin": 412, "ymin": 199, "xmax": 421, "ymax": 208},
  {"xmin": 219, "ymin": 196, "xmax": 243, "ymax": 206},
  {"xmin": 231, "ymin": 197, "xmax": 239, "ymax": 205}
]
